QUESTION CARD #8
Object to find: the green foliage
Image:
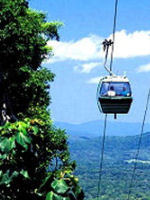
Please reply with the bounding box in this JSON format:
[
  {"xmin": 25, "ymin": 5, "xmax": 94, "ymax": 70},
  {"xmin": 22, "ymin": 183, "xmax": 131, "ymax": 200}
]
[
  {"xmin": 0, "ymin": 0, "xmax": 84, "ymax": 199},
  {"xmin": 43, "ymin": 168, "xmax": 83, "ymax": 200},
  {"xmin": 0, "ymin": 0, "xmax": 61, "ymax": 117},
  {"xmin": 0, "ymin": 118, "xmax": 83, "ymax": 200},
  {"xmin": 69, "ymin": 134, "xmax": 150, "ymax": 200}
]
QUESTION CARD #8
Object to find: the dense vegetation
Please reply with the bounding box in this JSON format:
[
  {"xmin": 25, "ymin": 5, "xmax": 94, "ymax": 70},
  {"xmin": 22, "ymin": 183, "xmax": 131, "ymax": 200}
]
[
  {"xmin": 0, "ymin": 1, "xmax": 83, "ymax": 200},
  {"xmin": 1, "ymin": 1, "xmax": 150, "ymax": 200},
  {"xmin": 69, "ymin": 133, "xmax": 150, "ymax": 200}
]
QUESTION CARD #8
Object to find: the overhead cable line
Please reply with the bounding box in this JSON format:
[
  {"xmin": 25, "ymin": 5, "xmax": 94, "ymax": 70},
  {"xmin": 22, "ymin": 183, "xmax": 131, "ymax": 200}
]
[
  {"xmin": 127, "ymin": 88, "xmax": 150, "ymax": 200},
  {"xmin": 102, "ymin": 0, "xmax": 119, "ymax": 74},
  {"xmin": 110, "ymin": 0, "xmax": 119, "ymax": 72},
  {"xmin": 96, "ymin": 114, "xmax": 107, "ymax": 200},
  {"xmin": 96, "ymin": 0, "xmax": 119, "ymax": 199}
]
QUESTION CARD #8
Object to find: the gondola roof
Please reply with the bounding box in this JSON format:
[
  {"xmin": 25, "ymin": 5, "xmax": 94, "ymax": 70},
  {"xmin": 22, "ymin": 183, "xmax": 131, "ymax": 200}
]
[{"xmin": 100, "ymin": 75, "xmax": 129, "ymax": 83}]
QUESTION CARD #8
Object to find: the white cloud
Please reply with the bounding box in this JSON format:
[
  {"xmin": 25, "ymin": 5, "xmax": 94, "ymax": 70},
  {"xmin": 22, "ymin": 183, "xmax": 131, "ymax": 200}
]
[
  {"xmin": 137, "ymin": 63, "xmax": 150, "ymax": 72},
  {"xmin": 87, "ymin": 76, "xmax": 102, "ymax": 84},
  {"xmin": 47, "ymin": 35, "xmax": 103, "ymax": 63},
  {"xmin": 112, "ymin": 30, "xmax": 150, "ymax": 58},
  {"xmin": 46, "ymin": 30, "xmax": 150, "ymax": 64},
  {"xmin": 74, "ymin": 62, "xmax": 100, "ymax": 73}
]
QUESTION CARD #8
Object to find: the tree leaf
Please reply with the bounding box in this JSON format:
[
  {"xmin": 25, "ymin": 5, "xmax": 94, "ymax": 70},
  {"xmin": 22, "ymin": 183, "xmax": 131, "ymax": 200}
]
[
  {"xmin": 18, "ymin": 122, "xmax": 28, "ymax": 134},
  {"xmin": 51, "ymin": 179, "xmax": 69, "ymax": 194},
  {"xmin": 32, "ymin": 126, "xmax": 38, "ymax": 135},
  {"xmin": 20, "ymin": 170, "xmax": 29, "ymax": 179},
  {"xmin": 0, "ymin": 137, "xmax": 15, "ymax": 152},
  {"xmin": 46, "ymin": 191, "xmax": 53, "ymax": 200},
  {"xmin": 16, "ymin": 131, "xmax": 31, "ymax": 149},
  {"xmin": 0, "ymin": 170, "xmax": 19, "ymax": 185}
]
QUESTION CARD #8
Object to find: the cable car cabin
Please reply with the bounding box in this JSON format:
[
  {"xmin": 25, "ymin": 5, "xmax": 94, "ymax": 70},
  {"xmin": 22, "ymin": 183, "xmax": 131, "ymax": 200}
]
[{"xmin": 97, "ymin": 75, "xmax": 133, "ymax": 114}]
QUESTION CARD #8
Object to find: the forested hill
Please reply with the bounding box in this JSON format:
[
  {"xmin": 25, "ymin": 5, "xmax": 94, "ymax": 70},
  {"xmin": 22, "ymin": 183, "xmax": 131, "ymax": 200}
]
[
  {"xmin": 69, "ymin": 132, "xmax": 150, "ymax": 200},
  {"xmin": 55, "ymin": 120, "xmax": 150, "ymax": 137}
]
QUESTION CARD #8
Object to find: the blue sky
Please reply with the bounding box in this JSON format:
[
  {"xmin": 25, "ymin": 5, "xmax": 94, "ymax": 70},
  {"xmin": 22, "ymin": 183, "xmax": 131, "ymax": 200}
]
[{"xmin": 29, "ymin": 0, "xmax": 150, "ymax": 124}]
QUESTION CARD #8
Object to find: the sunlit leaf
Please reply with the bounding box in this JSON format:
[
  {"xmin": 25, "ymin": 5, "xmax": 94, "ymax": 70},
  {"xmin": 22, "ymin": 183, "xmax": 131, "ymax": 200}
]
[
  {"xmin": 32, "ymin": 126, "xmax": 38, "ymax": 134},
  {"xmin": 0, "ymin": 137, "xmax": 15, "ymax": 152},
  {"xmin": 46, "ymin": 191, "xmax": 53, "ymax": 200},
  {"xmin": 0, "ymin": 170, "xmax": 19, "ymax": 185},
  {"xmin": 51, "ymin": 179, "xmax": 69, "ymax": 194},
  {"xmin": 20, "ymin": 170, "xmax": 29, "ymax": 179},
  {"xmin": 16, "ymin": 131, "xmax": 31, "ymax": 149}
]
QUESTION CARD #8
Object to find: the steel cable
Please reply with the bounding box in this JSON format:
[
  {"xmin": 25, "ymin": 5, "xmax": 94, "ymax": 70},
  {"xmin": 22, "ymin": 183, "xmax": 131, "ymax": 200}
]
[
  {"xmin": 127, "ymin": 88, "xmax": 150, "ymax": 200},
  {"xmin": 96, "ymin": 114, "xmax": 107, "ymax": 200},
  {"xmin": 96, "ymin": 1, "xmax": 119, "ymax": 199},
  {"xmin": 110, "ymin": 0, "xmax": 119, "ymax": 72}
]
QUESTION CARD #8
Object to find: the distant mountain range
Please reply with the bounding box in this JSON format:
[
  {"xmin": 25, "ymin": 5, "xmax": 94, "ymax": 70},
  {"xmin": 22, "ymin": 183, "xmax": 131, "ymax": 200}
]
[
  {"xmin": 54, "ymin": 120, "xmax": 150, "ymax": 199},
  {"xmin": 54, "ymin": 120, "xmax": 150, "ymax": 138}
]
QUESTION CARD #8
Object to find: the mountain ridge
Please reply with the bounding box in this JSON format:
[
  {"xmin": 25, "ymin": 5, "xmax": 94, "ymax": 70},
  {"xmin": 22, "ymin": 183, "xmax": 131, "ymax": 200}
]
[{"xmin": 54, "ymin": 120, "xmax": 150, "ymax": 138}]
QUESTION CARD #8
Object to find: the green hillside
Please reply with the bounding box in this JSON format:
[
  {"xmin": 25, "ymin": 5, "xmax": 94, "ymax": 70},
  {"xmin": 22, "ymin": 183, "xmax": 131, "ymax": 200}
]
[{"xmin": 69, "ymin": 133, "xmax": 150, "ymax": 200}]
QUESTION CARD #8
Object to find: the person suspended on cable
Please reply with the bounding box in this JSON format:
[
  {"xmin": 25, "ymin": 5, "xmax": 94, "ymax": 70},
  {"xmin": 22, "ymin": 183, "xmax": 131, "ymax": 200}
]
[
  {"xmin": 121, "ymin": 87, "xmax": 128, "ymax": 96},
  {"xmin": 107, "ymin": 86, "xmax": 116, "ymax": 96}
]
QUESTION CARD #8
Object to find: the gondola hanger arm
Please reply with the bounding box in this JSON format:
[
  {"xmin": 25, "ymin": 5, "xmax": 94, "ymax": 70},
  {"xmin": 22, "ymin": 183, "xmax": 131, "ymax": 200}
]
[
  {"xmin": 104, "ymin": 65, "xmax": 114, "ymax": 76},
  {"xmin": 102, "ymin": 39, "xmax": 114, "ymax": 76}
]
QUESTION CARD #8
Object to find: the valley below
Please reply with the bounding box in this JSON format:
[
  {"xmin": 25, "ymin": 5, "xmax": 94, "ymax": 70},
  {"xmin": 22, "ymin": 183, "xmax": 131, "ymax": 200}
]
[{"xmin": 69, "ymin": 132, "xmax": 150, "ymax": 200}]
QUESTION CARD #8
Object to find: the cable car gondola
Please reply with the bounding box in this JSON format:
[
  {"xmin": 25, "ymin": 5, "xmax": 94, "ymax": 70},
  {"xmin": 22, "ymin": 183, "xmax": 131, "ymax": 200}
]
[
  {"xmin": 96, "ymin": 0, "xmax": 133, "ymax": 119},
  {"xmin": 97, "ymin": 75, "xmax": 133, "ymax": 117}
]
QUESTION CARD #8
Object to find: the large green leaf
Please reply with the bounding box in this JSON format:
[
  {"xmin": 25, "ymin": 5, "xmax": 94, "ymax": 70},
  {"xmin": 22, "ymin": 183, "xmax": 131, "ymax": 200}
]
[
  {"xmin": 46, "ymin": 191, "xmax": 53, "ymax": 200},
  {"xmin": 0, "ymin": 154, "xmax": 7, "ymax": 160},
  {"xmin": 32, "ymin": 126, "xmax": 38, "ymax": 135},
  {"xmin": 16, "ymin": 131, "xmax": 31, "ymax": 149},
  {"xmin": 9, "ymin": 136, "xmax": 16, "ymax": 150},
  {"xmin": 20, "ymin": 170, "xmax": 29, "ymax": 179},
  {"xmin": 0, "ymin": 137, "xmax": 15, "ymax": 153},
  {"xmin": 18, "ymin": 122, "xmax": 28, "ymax": 134},
  {"xmin": 0, "ymin": 138, "xmax": 10, "ymax": 152},
  {"xmin": 51, "ymin": 179, "xmax": 69, "ymax": 194},
  {"xmin": 0, "ymin": 170, "xmax": 19, "ymax": 185},
  {"xmin": 0, "ymin": 122, "xmax": 12, "ymax": 132}
]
